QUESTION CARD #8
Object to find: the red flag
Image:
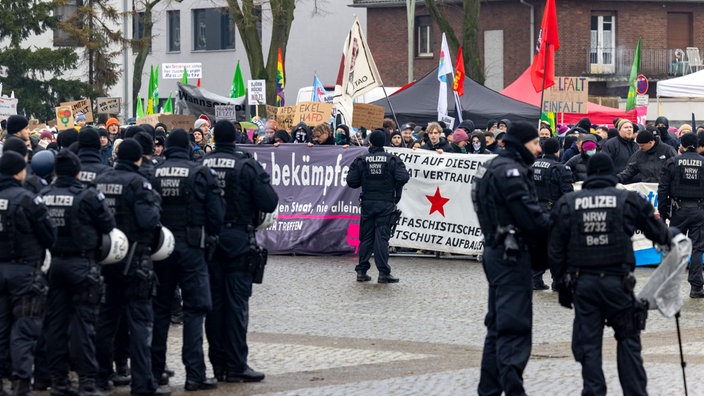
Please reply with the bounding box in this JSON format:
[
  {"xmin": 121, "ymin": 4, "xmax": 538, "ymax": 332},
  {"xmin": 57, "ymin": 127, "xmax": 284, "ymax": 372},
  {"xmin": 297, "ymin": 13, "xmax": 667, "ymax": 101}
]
[
  {"xmin": 197, "ymin": 78, "xmax": 201, "ymax": 87},
  {"xmin": 452, "ymin": 46, "xmax": 465, "ymax": 97},
  {"xmin": 530, "ymin": 0, "xmax": 559, "ymax": 92}
]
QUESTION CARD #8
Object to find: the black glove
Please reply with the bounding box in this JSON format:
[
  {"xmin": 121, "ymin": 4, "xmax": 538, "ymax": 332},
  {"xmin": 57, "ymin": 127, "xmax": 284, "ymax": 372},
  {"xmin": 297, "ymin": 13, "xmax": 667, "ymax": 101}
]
[{"xmin": 554, "ymin": 279, "xmax": 573, "ymax": 309}]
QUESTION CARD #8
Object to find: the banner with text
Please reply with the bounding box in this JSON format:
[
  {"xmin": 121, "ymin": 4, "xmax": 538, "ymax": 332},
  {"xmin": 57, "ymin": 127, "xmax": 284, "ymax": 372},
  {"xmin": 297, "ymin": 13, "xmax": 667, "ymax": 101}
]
[
  {"xmin": 175, "ymin": 82, "xmax": 245, "ymax": 122},
  {"xmin": 0, "ymin": 97, "xmax": 18, "ymax": 119},
  {"xmin": 542, "ymin": 76, "xmax": 589, "ymax": 114}
]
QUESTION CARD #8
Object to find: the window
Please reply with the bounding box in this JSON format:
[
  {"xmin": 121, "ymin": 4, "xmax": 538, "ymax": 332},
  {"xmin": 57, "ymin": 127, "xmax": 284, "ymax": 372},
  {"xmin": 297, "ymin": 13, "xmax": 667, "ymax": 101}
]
[
  {"xmin": 53, "ymin": 0, "xmax": 81, "ymax": 47},
  {"xmin": 193, "ymin": 8, "xmax": 236, "ymax": 51},
  {"xmin": 590, "ymin": 14, "xmax": 615, "ymax": 73},
  {"xmin": 133, "ymin": 12, "xmax": 145, "ymax": 40},
  {"xmin": 168, "ymin": 10, "xmax": 180, "ymax": 52},
  {"xmin": 416, "ymin": 16, "xmax": 433, "ymax": 58}
]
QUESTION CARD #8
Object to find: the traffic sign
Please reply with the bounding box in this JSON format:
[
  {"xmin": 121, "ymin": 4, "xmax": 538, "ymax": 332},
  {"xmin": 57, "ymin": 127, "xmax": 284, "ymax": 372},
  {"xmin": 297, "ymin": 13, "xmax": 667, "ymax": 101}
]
[
  {"xmin": 636, "ymin": 75, "xmax": 648, "ymax": 95},
  {"xmin": 636, "ymin": 94, "xmax": 649, "ymax": 106}
]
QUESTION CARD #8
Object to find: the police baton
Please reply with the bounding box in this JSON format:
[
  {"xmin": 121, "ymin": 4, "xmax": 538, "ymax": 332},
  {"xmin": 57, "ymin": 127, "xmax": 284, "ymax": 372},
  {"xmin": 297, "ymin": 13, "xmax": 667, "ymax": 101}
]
[{"xmin": 122, "ymin": 242, "xmax": 139, "ymax": 276}]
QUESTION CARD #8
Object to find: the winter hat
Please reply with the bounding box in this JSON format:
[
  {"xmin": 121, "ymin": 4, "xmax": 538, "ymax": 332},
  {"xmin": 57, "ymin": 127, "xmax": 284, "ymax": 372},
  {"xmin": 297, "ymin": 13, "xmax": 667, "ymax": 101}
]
[
  {"xmin": 655, "ymin": 116, "xmax": 669, "ymax": 128},
  {"xmin": 587, "ymin": 153, "xmax": 615, "ymax": 176},
  {"xmin": 678, "ymin": 124, "xmax": 693, "ymax": 136},
  {"xmin": 452, "ymin": 129, "xmax": 469, "ymax": 143},
  {"xmin": 97, "ymin": 128, "xmax": 109, "ymax": 138},
  {"xmin": 390, "ymin": 130, "xmax": 402, "ymax": 140},
  {"xmin": 166, "ymin": 129, "xmax": 190, "ymax": 149},
  {"xmin": 635, "ymin": 130, "xmax": 654, "ymax": 143},
  {"xmin": 337, "ymin": 124, "xmax": 350, "ymax": 135},
  {"xmin": 274, "ymin": 129, "xmax": 292, "ymax": 143},
  {"xmin": 486, "ymin": 119, "xmax": 498, "ymax": 130},
  {"xmin": 457, "ymin": 120, "xmax": 475, "ymax": 132},
  {"xmin": 214, "ymin": 120, "xmax": 237, "ymax": 143},
  {"xmin": 154, "ymin": 135, "xmax": 165, "ymax": 147},
  {"xmin": 581, "ymin": 141, "xmax": 597, "ymax": 152},
  {"xmin": 2, "ymin": 136, "xmax": 28, "ymax": 157},
  {"xmin": 78, "ymin": 128, "xmax": 101, "ymax": 150},
  {"xmin": 507, "ymin": 121, "xmax": 539, "ymax": 144},
  {"xmin": 40, "ymin": 130, "xmax": 53, "ymax": 140},
  {"xmin": 0, "ymin": 151, "xmax": 25, "ymax": 175},
  {"xmin": 6, "ymin": 115, "xmax": 28, "ymax": 135},
  {"xmin": 75, "ymin": 112, "xmax": 86, "ymax": 122},
  {"xmin": 616, "ymin": 119, "xmax": 633, "ymax": 131},
  {"xmin": 498, "ymin": 119, "xmax": 511, "ymax": 128},
  {"xmin": 134, "ymin": 131, "xmax": 154, "ymax": 155},
  {"xmin": 194, "ymin": 118, "xmax": 209, "ymax": 131},
  {"xmin": 369, "ymin": 130, "xmax": 386, "ymax": 147},
  {"xmin": 680, "ymin": 132, "xmax": 698, "ymax": 150},
  {"xmin": 154, "ymin": 122, "xmax": 168, "ymax": 134},
  {"xmin": 54, "ymin": 149, "xmax": 81, "ymax": 176},
  {"xmin": 106, "ymin": 118, "xmax": 120, "ymax": 130},
  {"xmin": 576, "ymin": 117, "xmax": 592, "ymax": 132},
  {"xmin": 557, "ymin": 125, "xmax": 570, "ymax": 135},
  {"xmin": 542, "ymin": 137, "xmax": 561, "ymax": 154},
  {"xmin": 116, "ymin": 138, "xmax": 143, "ymax": 162},
  {"xmin": 139, "ymin": 124, "xmax": 156, "ymax": 138}
]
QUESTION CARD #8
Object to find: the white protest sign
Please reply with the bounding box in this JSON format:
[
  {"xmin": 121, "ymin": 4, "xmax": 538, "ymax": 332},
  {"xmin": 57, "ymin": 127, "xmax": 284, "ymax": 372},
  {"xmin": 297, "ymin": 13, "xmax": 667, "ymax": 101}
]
[
  {"xmin": 162, "ymin": 63, "xmax": 203, "ymax": 79},
  {"xmin": 248, "ymin": 80, "xmax": 266, "ymax": 105},
  {"xmin": 96, "ymin": 97, "xmax": 121, "ymax": 114},
  {"xmin": 214, "ymin": 104, "xmax": 237, "ymax": 121},
  {"xmin": 0, "ymin": 97, "xmax": 18, "ymax": 119}
]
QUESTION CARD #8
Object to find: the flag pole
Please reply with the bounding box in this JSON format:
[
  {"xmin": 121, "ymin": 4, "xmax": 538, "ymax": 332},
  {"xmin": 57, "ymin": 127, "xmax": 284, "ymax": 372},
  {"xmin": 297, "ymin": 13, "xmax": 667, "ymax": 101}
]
[
  {"xmin": 675, "ymin": 312, "xmax": 689, "ymax": 396},
  {"xmin": 538, "ymin": 42, "xmax": 550, "ymax": 129},
  {"xmin": 382, "ymin": 85, "xmax": 400, "ymax": 130},
  {"xmin": 453, "ymin": 91, "xmax": 463, "ymax": 123}
]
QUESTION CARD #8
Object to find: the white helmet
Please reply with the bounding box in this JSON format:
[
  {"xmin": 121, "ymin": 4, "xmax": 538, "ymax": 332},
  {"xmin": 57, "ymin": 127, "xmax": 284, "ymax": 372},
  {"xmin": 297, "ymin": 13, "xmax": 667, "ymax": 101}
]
[
  {"xmin": 151, "ymin": 226, "xmax": 175, "ymax": 261},
  {"xmin": 98, "ymin": 228, "xmax": 129, "ymax": 265},
  {"xmin": 41, "ymin": 250, "xmax": 51, "ymax": 273},
  {"xmin": 255, "ymin": 207, "xmax": 279, "ymax": 231}
]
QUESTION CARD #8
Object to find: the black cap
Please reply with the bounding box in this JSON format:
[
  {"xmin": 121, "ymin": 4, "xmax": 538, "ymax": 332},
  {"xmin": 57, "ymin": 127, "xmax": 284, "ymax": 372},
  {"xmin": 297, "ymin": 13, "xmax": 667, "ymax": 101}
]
[
  {"xmin": 0, "ymin": 151, "xmax": 26, "ymax": 175},
  {"xmin": 587, "ymin": 153, "xmax": 615, "ymax": 176},
  {"xmin": 681, "ymin": 132, "xmax": 698, "ymax": 150},
  {"xmin": 541, "ymin": 137, "xmax": 561, "ymax": 155},
  {"xmin": 134, "ymin": 132, "xmax": 154, "ymax": 155},
  {"xmin": 6, "ymin": 115, "xmax": 28, "ymax": 135},
  {"xmin": 57, "ymin": 129, "xmax": 79, "ymax": 149},
  {"xmin": 655, "ymin": 116, "xmax": 669, "ymax": 128},
  {"xmin": 54, "ymin": 149, "xmax": 81, "ymax": 176},
  {"xmin": 507, "ymin": 121, "xmax": 539, "ymax": 144},
  {"xmin": 457, "ymin": 119, "xmax": 475, "ymax": 132},
  {"xmin": 166, "ymin": 129, "xmax": 189, "ymax": 149},
  {"xmin": 116, "ymin": 138, "xmax": 143, "ymax": 162},
  {"xmin": 369, "ymin": 130, "xmax": 386, "ymax": 147},
  {"xmin": 2, "ymin": 136, "xmax": 28, "ymax": 157},
  {"xmin": 635, "ymin": 130, "xmax": 654, "ymax": 144},
  {"xmin": 78, "ymin": 128, "xmax": 101, "ymax": 150},
  {"xmin": 213, "ymin": 120, "xmax": 237, "ymax": 143},
  {"xmin": 154, "ymin": 135, "xmax": 165, "ymax": 147}
]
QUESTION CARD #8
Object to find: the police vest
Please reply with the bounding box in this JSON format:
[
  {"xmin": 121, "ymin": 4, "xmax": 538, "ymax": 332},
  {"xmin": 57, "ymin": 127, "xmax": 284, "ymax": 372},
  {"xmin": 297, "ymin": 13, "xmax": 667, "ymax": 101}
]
[
  {"xmin": 671, "ymin": 153, "xmax": 704, "ymax": 200},
  {"xmin": 154, "ymin": 159, "xmax": 207, "ymax": 234},
  {"xmin": 360, "ymin": 152, "xmax": 396, "ymax": 202},
  {"xmin": 567, "ymin": 188, "xmax": 631, "ymax": 270},
  {"xmin": 202, "ymin": 152, "xmax": 255, "ymax": 226},
  {"xmin": 0, "ymin": 187, "xmax": 44, "ymax": 262},
  {"xmin": 532, "ymin": 158, "xmax": 559, "ymax": 203},
  {"xmin": 42, "ymin": 185, "xmax": 100, "ymax": 254},
  {"xmin": 95, "ymin": 171, "xmax": 153, "ymax": 245},
  {"xmin": 79, "ymin": 162, "xmax": 111, "ymax": 185}
]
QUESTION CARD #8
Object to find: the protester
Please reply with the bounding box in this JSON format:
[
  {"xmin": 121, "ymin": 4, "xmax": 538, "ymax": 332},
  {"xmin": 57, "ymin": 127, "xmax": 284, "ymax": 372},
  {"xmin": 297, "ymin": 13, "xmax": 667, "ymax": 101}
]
[
  {"xmin": 471, "ymin": 121, "xmax": 549, "ymax": 395},
  {"xmin": 75, "ymin": 112, "xmax": 87, "ymax": 130},
  {"xmin": 484, "ymin": 130, "xmax": 499, "ymax": 153},
  {"xmin": 389, "ymin": 130, "xmax": 404, "ymax": 148},
  {"xmin": 292, "ymin": 122, "xmax": 311, "ymax": 144},
  {"xmin": 106, "ymin": 118, "xmax": 121, "ymax": 142},
  {"xmin": 399, "ymin": 123, "xmax": 416, "ymax": 148},
  {"xmin": 450, "ymin": 129, "xmax": 470, "ymax": 153},
  {"xmin": 419, "ymin": 122, "xmax": 453, "ymax": 153},
  {"xmin": 565, "ymin": 139, "xmax": 596, "ymax": 182},
  {"xmin": 600, "ymin": 119, "xmax": 637, "ymax": 174},
  {"xmin": 346, "ymin": 129, "xmax": 409, "ymax": 283},
  {"xmin": 468, "ymin": 131, "xmax": 489, "ymax": 154},
  {"xmin": 617, "ymin": 128, "xmax": 676, "ymax": 183},
  {"xmin": 653, "ymin": 116, "xmax": 680, "ymax": 150},
  {"xmin": 98, "ymin": 128, "xmax": 113, "ymax": 165},
  {"xmin": 549, "ymin": 153, "xmax": 674, "ymax": 396},
  {"xmin": 310, "ymin": 123, "xmax": 335, "ymax": 145},
  {"xmin": 334, "ymin": 125, "xmax": 351, "ymax": 146}
]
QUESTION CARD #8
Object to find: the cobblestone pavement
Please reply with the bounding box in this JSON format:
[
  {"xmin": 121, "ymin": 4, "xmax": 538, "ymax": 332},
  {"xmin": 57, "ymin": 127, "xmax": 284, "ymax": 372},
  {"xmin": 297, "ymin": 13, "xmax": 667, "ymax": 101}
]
[{"xmin": 87, "ymin": 255, "xmax": 704, "ymax": 395}]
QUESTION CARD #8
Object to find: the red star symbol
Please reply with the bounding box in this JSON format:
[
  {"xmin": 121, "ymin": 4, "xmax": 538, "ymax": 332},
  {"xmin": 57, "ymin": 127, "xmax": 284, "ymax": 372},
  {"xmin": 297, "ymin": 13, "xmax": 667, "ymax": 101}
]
[{"xmin": 426, "ymin": 187, "xmax": 450, "ymax": 217}]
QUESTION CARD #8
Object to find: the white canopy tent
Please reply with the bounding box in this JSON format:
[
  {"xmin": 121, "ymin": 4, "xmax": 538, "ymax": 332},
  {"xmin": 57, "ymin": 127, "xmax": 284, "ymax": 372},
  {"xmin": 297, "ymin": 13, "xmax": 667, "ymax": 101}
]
[{"xmin": 657, "ymin": 69, "xmax": 704, "ymax": 97}]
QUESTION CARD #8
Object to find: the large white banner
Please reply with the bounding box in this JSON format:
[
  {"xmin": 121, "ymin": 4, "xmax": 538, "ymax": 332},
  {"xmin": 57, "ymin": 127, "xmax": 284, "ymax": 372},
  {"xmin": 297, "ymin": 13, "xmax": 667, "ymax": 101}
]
[
  {"xmin": 388, "ymin": 148, "xmax": 495, "ymax": 255},
  {"xmin": 0, "ymin": 97, "xmax": 18, "ymax": 119}
]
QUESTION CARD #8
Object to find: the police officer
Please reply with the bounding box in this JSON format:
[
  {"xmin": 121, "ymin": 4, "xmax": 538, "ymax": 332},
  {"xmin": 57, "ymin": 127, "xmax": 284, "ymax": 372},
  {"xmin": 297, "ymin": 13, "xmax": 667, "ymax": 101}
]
[
  {"xmin": 151, "ymin": 129, "xmax": 225, "ymax": 390},
  {"xmin": 549, "ymin": 153, "xmax": 673, "ymax": 396},
  {"xmin": 658, "ymin": 132, "xmax": 704, "ymax": 298},
  {"xmin": 41, "ymin": 150, "xmax": 115, "ymax": 395},
  {"xmin": 134, "ymin": 131, "xmax": 158, "ymax": 183},
  {"xmin": 202, "ymin": 120, "xmax": 278, "ymax": 383},
  {"xmin": 531, "ymin": 137, "xmax": 573, "ymax": 290},
  {"xmin": 471, "ymin": 121, "xmax": 550, "ymax": 396},
  {"xmin": 0, "ymin": 151, "xmax": 56, "ymax": 396},
  {"xmin": 77, "ymin": 128, "xmax": 112, "ymax": 186},
  {"xmin": 346, "ymin": 129, "xmax": 409, "ymax": 283},
  {"xmin": 93, "ymin": 139, "xmax": 166, "ymax": 395}
]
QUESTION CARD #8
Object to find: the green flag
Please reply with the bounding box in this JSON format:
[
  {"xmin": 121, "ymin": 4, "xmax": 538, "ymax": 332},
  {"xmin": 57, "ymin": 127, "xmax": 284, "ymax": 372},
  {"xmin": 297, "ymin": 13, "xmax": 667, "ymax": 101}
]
[
  {"xmin": 181, "ymin": 67, "xmax": 188, "ymax": 84},
  {"xmin": 136, "ymin": 93, "xmax": 144, "ymax": 118},
  {"xmin": 147, "ymin": 65, "xmax": 155, "ymax": 115},
  {"xmin": 540, "ymin": 112, "xmax": 556, "ymax": 134},
  {"xmin": 230, "ymin": 60, "xmax": 246, "ymax": 98},
  {"xmin": 626, "ymin": 38, "xmax": 641, "ymax": 112},
  {"xmin": 152, "ymin": 65, "xmax": 160, "ymax": 113},
  {"xmin": 163, "ymin": 93, "xmax": 173, "ymax": 114}
]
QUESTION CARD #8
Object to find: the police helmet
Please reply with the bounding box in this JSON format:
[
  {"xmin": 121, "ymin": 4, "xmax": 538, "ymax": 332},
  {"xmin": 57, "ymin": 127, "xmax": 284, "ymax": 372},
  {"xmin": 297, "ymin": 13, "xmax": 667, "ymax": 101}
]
[
  {"xmin": 41, "ymin": 250, "xmax": 51, "ymax": 273},
  {"xmin": 98, "ymin": 228, "xmax": 129, "ymax": 265},
  {"xmin": 151, "ymin": 226, "xmax": 175, "ymax": 261},
  {"xmin": 31, "ymin": 150, "xmax": 56, "ymax": 177},
  {"xmin": 255, "ymin": 207, "xmax": 279, "ymax": 231}
]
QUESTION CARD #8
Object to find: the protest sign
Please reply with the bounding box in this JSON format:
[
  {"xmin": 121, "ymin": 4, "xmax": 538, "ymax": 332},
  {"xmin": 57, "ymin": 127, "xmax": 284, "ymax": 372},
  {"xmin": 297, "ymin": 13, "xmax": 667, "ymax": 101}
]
[
  {"xmin": 248, "ymin": 80, "xmax": 266, "ymax": 105},
  {"xmin": 214, "ymin": 104, "xmax": 237, "ymax": 121},
  {"xmin": 60, "ymin": 98, "xmax": 93, "ymax": 122},
  {"xmin": 162, "ymin": 63, "xmax": 202, "ymax": 79},
  {"xmin": 96, "ymin": 97, "xmax": 121, "ymax": 114},
  {"xmin": 0, "ymin": 97, "xmax": 18, "ymax": 119},
  {"xmin": 295, "ymin": 102, "xmax": 333, "ymax": 126},
  {"xmin": 55, "ymin": 106, "xmax": 74, "ymax": 129},
  {"xmin": 351, "ymin": 103, "xmax": 385, "ymax": 129},
  {"xmin": 175, "ymin": 82, "xmax": 245, "ymax": 121},
  {"xmin": 542, "ymin": 76, "xmax": 589, "ymax": 114},
  {"xmin": 275, "ymin": 105, "xmax": 297, "ymax": 131},
  {"xmin": 138, "ymin": 114, "xmax": 195, "ymax": 131},
  {"xmin": 265, "ymin": 105, "xmax": 278, "ymax": 120}
]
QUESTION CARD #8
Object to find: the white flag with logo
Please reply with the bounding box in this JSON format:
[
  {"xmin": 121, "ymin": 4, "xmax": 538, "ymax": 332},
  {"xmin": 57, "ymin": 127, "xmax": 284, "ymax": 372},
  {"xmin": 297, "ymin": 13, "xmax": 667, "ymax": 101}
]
[{"xmin": 437, "ymin": 33, "xmax": 453, "ymax": 120}]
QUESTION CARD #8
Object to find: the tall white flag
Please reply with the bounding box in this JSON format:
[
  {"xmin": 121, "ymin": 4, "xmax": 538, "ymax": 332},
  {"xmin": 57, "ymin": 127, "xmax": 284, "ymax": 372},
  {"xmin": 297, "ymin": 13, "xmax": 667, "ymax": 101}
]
[{"xmin": 437, "ymin": 33, "xmax": 453, "ymax": 120}]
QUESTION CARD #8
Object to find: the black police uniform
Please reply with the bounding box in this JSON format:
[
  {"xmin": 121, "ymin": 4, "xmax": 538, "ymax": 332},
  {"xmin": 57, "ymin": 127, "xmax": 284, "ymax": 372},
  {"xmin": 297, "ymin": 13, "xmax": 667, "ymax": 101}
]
[
  {"xmin": 658, "ymin": 149, "xmax": 704, "ymax": 296},
  {"xmin": 0, "ymin": 172, "xmax": 56, "ymax": 393},
  {"xmin": 531, "ymin": 153, "xmax": 573, "ymax": 289},
  {"xmin": 41, "ymin": 174, "xmax": 115, "ymax": 393},
  {"xmin": 346, "ymin": 145, "xmax": 409, "ymax": 281},
  {"xmin": 151, "ymin": 147, "xmax": 225, "ymax": 387},
  {"xmin": 94, "ymin": 160, "xmax": 162, "ymax": 394},
  {"xmin": 202, "ymin": 142, "xmax": 278, "ymax": 381},
  {"xmin": 78, "ymin": 147, "xmax": 112, "ymax": 186},
  {"xmin": 549, "ymin": 155, "xmax": 670, "ymax": 396},
  {"xmin": 471, "ymin": 133, "xmax": 550, "ymax": 396}
]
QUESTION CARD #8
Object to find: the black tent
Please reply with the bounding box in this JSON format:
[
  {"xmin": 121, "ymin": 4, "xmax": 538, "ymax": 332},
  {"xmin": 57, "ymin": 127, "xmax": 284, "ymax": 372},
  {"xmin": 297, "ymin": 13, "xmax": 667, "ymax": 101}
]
[{"xmin": 370, "ymin": 67, "xmax": 541, "ymax": 128}]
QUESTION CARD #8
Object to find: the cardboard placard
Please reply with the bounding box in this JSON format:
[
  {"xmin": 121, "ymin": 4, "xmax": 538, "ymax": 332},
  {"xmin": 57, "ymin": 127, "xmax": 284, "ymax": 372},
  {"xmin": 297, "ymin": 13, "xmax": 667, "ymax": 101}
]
[
  {"xmin": 214, "ymin": 104, "xmax": 237, "ymax": 121},
  {"xmin": 351, "ymin": 103, "xmax": 385, "ymax": 129},
  {"xmin": 96, "ymin": 97, "xmax": 122, "ymax": 114},
  {"xmin": 295, "ymin": 102, "xmax": 333, "ymax": 126},
  {"xmin": 60, "ymin": 98, "xmax": 94, "ymax": 122},
  {"xmin": 542, "ymin": 77, "xmax": 589, "ymax": 114},
  {"xmin": 275, "ymin": 105, "xmax": 297, "ymax": 131},
  {"xmin": 265, "ymin": 105, "xmax": 278, "ymax": 120},
  {"xmin": 55, "ymin": 106, "xmax": 74, "ymax": 129},
  {"xmin": 137, "ymin": 114, "xmax": 196, "ymax": 131}
]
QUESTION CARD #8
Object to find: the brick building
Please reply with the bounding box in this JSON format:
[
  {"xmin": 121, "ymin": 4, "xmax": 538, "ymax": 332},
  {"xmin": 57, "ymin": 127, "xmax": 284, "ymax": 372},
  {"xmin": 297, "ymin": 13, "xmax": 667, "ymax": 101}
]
[{"xmin": 352, "ymin": 0, "xmax": 704, "ymax": 101}]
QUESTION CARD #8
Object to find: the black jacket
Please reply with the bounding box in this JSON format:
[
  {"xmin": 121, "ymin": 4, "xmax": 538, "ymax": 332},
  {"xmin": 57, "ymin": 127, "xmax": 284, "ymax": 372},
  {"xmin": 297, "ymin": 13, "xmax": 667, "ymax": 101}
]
[
  {"xmin": 600, "ymin": 135, "xmax": 638, "ymax": 174},
  {"xmin": 617, "ymin": 140, "xmax": 677, "ymax": 183}
]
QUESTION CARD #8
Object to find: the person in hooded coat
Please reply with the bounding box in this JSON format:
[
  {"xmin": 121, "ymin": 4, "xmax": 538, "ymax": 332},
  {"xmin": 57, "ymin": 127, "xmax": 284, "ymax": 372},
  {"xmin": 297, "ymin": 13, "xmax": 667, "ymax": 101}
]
[
  {"xmin": 654, "ymin": 116, "xmax": 681, "ymax": 150},
  {"xmin": 291, "ymin": 122, "xmax": 312, "ymax": 144},
  {"xmin": 468, "ymin": 131, "xmax": 489, "ymax": 154},
  {"xmin": 420, "ymin": 122, "xmax": 453, "ymax": 153}
]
